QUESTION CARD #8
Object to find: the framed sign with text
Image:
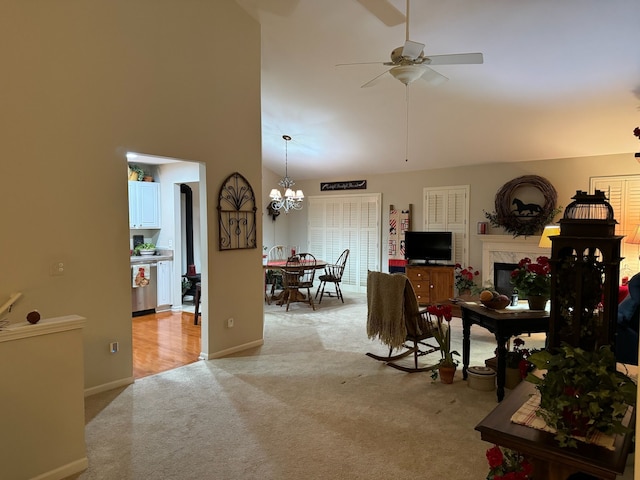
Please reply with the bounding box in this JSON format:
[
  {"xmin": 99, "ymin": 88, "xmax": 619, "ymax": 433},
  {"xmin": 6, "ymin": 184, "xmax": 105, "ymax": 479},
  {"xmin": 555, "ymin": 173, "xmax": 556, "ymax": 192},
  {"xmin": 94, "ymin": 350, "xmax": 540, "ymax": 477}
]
[{"xmin": 320, "ymin": 180, "xmax": 367, "ymax": 191}]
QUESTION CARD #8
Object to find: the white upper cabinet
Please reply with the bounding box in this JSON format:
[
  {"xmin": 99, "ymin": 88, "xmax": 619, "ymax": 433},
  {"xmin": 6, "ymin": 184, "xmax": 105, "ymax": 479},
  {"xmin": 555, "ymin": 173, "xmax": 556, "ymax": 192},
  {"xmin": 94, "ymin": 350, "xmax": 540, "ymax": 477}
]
[{"xmin": 129, "ymin": 181, "xmax": 161, "ymax": 229}]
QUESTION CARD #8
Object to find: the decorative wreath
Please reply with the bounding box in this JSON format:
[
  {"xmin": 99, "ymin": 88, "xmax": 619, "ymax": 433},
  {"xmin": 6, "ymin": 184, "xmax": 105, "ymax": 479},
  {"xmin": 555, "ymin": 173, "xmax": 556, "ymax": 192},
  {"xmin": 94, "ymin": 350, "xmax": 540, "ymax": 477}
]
[{"xmin": 484, "ymin": 175, "xmax": 561, "ymax": 237}]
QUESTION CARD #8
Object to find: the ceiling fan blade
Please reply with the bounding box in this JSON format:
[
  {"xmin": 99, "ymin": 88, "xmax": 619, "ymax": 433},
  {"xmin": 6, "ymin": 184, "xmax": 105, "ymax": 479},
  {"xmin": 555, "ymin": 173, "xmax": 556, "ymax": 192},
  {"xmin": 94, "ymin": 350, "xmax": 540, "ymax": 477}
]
[
  {"xmin": 402, "ymin": 40, "xmax": 425, "ymax": 60},
  {"xmin": 335, "ymin": 61, "xmax": 387, "ymax": 67},
  {"xmin": 418, "ymin": 66, "xmax": 448, "ymax": 86},
  {"xmin": 355, "ymin": 0, "xmax": 406, "ymax": 26},
  {"xmin": 361, "ymin": 69, "xmax": 391, "ymax": 88},
  {"xmin": 421, "ymin": 52, "xmax": 484, "ymax": 65}
]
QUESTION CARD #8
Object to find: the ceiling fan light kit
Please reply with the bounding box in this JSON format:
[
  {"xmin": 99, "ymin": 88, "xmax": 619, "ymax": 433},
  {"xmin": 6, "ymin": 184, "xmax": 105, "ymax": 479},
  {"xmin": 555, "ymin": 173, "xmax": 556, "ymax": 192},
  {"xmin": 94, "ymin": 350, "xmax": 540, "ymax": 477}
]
[{"xmin": 389, "ymin": 65, "xmax": 425, "ymax": 85}]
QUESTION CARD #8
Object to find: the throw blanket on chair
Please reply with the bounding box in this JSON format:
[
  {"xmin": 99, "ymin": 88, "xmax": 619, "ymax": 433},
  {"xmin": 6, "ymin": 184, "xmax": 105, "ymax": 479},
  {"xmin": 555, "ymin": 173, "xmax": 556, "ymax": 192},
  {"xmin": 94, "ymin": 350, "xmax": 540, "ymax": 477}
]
[{"xmin": 367, "ymin": 271, "xmax": 409, "ymax": 349}]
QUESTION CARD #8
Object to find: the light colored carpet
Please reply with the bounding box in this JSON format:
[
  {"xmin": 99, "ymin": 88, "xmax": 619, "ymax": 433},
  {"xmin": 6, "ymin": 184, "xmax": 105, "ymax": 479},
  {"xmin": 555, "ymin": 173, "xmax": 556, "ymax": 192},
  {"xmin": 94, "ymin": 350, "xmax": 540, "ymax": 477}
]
[{"xmin": 69, "ymin": 293, "xmax": 633, "ymax": 479}]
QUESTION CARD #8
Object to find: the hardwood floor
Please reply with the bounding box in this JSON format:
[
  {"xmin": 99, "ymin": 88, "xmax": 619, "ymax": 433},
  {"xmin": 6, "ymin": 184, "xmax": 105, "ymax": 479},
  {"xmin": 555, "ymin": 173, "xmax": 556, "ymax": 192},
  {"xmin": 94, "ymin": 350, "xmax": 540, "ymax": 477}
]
[{"xmin": 132, "ymin": 310, "xmax": 201, "ymax": 379}]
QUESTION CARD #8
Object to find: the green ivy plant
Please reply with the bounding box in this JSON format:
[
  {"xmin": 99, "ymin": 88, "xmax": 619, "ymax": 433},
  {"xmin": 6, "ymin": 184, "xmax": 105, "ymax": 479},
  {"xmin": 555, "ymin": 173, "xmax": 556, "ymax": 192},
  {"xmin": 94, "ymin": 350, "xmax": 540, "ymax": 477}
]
[
  {"xmin": 133, "ymin": 242, "xmax": 156, "ymax": 254},
  {"xmin": 526, "ymin": 344, "xmax": 636, "ymax": 448}
]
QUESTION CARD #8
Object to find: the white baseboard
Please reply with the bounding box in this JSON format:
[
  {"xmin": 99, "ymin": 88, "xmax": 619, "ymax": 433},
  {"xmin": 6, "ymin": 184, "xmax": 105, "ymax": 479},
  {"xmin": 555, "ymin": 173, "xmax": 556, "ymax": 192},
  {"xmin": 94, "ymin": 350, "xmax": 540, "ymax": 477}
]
[
  {"xmin": 84, "ymin": 376, "xmax": 134, "ymax": 397},
  {"xmin": 31, "ymin": 457, "xmax": 88, "ymax": 480},
  {"xmin": 200, "ymin": 339, "xmax": 264, "ymax": 360}
]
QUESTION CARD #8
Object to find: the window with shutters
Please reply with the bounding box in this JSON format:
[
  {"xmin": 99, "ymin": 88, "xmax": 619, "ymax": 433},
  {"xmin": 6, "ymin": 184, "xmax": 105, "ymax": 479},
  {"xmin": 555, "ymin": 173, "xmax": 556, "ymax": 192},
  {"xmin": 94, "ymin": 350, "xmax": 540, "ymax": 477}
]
[
  {"xmin": 422, "ymin": 186, "xmax": 470, "ymax": 266},
  {"xmin": 308, "ymin": 194, "xmax": 381, "ymax": 292},
  {"xmin": 590, "ymin": 175, "xmax": 640, "ymax": 275}
]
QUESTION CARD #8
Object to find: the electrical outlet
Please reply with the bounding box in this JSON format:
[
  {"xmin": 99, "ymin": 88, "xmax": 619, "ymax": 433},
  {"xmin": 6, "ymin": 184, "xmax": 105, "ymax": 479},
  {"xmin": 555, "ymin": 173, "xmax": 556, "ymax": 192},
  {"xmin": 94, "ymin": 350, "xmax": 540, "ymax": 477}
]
[
  {"xmin": 50, "ymin": 261, "xmax": 65, "ymax": 276},
  {"xmin": 109, "ymin": 342, "xmax": 119, "ymax": 353},
  {"xmin": 227, "ymin": 317, "xmax": 234, "ymax": 328}
]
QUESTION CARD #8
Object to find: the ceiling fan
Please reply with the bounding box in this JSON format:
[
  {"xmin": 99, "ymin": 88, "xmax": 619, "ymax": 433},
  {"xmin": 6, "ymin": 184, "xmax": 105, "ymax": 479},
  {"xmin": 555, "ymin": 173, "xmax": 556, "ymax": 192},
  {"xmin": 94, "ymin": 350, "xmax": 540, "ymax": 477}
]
[{"xmin": 338, "ymin": 0, "xmax": 483, "ymax": 88}]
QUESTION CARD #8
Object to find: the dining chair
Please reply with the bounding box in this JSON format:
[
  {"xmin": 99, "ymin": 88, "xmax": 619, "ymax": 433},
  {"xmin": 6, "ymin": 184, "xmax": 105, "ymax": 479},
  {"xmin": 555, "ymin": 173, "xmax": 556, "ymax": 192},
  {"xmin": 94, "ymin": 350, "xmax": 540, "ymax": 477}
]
[
  {"xmin": 280, "ymin": 252, "xmax": 317, "ymax": 311},
  {"xmin": 265, "ymin": 245, "xmax": 287, "ymax": 304},
  {"xmin": 315, "ymin": 249, "xmax": 349, "ymax": 303}
]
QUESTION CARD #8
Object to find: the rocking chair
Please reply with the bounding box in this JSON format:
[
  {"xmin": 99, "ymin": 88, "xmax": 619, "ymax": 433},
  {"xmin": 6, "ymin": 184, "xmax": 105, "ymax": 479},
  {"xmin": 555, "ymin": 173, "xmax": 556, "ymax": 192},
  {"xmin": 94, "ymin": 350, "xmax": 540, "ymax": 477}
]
[{"xmin": 366, "ymin": 271, "xmax": 440, "ymax": 373}]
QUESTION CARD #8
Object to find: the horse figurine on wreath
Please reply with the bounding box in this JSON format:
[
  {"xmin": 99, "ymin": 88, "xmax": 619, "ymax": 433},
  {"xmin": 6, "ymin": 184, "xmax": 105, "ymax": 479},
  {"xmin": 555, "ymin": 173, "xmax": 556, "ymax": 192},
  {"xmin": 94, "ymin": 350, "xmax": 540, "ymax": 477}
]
[{"xmin": 512, "ymin": 198, "xmax": 542, "ymax": 216}]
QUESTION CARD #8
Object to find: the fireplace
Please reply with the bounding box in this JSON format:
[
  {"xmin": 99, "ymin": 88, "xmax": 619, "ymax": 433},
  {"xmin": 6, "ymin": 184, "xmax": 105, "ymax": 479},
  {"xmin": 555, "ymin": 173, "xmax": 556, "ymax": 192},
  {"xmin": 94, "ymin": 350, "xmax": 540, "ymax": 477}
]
[
  {"xmin": 479, "ymin": 235, "xmax": 548, "ymax": 292},
  {"xmin": 494, "ymin": 262, "xmax": 518, "ymax": 297}
]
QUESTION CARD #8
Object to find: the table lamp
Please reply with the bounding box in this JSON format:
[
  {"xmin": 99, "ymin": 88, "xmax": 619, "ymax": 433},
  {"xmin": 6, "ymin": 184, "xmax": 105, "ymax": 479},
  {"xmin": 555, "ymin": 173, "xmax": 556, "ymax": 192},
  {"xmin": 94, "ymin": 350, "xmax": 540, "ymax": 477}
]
[{"xmin": 538, "ymin": 225, "xmax": 560, "ymax": 248}]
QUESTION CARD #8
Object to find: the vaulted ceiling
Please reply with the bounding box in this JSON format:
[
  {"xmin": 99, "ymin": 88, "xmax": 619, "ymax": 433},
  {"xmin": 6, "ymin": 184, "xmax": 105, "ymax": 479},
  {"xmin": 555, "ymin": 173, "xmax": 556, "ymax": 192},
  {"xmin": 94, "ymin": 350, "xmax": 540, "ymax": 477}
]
[{"xmin": 236, "ymin": 0, "xmax": 640, "ymax": 180}]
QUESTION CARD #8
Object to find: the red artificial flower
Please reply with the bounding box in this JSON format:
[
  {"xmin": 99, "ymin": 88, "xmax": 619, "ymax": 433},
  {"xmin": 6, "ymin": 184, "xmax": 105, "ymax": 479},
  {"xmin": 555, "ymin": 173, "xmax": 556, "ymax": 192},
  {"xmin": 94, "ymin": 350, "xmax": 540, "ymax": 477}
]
[
  {"xmin": 486, "ymin": 445, "xmax": 504, "ymax": 469},
  {"xmin": 426, "ymin": 304, "xmax": 453, "ymax": 321}
]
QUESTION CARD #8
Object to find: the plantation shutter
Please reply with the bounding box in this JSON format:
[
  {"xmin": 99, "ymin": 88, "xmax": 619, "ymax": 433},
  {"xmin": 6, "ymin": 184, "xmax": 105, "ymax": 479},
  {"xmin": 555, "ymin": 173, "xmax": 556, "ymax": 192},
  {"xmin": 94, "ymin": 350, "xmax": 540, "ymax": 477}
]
[
  {"xmin": 308, "ymin": 194, "xmax": 381, "ymax": 292},
  {"xmin": 423, "ymin": 186, "xmax": 470, "ymax": 266},
  {"xmin": 590, "ymin": 175, "xmax": 640, "ymax": 274}
]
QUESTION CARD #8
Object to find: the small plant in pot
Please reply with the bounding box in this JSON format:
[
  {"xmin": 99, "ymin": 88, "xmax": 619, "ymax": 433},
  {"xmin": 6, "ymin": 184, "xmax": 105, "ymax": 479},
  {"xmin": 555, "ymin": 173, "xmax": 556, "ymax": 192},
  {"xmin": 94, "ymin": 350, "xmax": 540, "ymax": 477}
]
[
  {"xmin": 427, "ymin": 304, "xmax": 460, "ymax": 383},
  {"xmin": 134, "ymin": 242, "xmax": 156, "ymax": 256},
  {"xmin": 526, "ymin": 343, "xmax": 636, "ymax": 448}
]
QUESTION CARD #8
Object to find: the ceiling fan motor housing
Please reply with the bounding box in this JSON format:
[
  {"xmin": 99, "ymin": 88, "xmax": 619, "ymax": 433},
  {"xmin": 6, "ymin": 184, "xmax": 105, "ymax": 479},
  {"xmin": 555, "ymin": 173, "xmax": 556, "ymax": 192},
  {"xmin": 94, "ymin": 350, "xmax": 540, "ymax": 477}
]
[{"xmin": 390, "ymin": 46, "xmax": 423, "ymax": 64}]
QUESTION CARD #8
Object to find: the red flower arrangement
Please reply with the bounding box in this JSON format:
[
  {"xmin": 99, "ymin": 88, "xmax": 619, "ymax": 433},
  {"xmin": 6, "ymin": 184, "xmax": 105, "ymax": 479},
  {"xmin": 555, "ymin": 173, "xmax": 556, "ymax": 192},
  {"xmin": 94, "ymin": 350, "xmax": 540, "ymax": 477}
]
[
  {"xmin": 454, "ymin": 263, "xmax": 480, "ymax": 293},
  {"xmin": 486, "ymin": 445, "xmax": 533, "ymax": 480},
  {"xmin": 510, "ymin": 256, "xmax": 551, "ymax": 297}
]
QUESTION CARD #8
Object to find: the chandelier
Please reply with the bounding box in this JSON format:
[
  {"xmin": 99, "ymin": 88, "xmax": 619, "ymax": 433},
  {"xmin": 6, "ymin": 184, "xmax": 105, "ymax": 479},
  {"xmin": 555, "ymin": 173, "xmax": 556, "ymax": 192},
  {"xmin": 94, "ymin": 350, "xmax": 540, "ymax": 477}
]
[{"xmin": 269, "ymin": 134, "xmax": 304, "ymax": 213}]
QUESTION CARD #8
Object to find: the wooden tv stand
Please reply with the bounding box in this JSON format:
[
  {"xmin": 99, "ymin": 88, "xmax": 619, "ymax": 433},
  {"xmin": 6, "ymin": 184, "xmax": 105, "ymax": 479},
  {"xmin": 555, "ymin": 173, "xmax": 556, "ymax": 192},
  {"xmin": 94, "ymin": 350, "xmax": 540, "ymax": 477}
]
[{"xmin": 405, "ymin": 264, "xmax": 454, "ymax": 305}]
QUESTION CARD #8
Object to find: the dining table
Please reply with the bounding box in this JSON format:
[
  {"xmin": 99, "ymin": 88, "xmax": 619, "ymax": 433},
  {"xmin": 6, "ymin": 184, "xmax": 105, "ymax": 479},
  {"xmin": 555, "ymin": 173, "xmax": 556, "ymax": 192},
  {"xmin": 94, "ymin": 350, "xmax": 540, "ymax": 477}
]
[{"xmin": 264, "ymin": 259, "xmax": 328, "ymax": 304}]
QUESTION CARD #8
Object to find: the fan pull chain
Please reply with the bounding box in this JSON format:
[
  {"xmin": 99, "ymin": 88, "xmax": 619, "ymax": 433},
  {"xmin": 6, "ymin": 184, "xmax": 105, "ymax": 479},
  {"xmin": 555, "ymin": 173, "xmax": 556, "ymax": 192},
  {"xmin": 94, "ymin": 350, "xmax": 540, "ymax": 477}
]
[{"xmin": 405, "ymin": 85, "xmax": 409, "ymax": 162}]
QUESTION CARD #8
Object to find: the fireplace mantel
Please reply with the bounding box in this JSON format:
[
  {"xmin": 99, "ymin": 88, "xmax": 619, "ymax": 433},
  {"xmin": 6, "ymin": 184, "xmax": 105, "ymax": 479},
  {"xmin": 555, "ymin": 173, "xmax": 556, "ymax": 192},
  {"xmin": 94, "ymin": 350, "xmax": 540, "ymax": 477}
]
[{"xmin": 477, "ymin": 234, "xmax": 550, "ymax": 285}]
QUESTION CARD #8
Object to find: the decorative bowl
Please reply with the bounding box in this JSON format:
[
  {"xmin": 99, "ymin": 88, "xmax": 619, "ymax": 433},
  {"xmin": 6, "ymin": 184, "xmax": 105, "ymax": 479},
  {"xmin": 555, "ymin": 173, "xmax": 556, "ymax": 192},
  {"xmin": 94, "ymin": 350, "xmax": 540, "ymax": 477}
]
[
  {"xmin": 481, "ymin": 297, "xmax": 510, "ymax": 310},
  {"xmin": 138, "ymin": 249, "xmax": 156, "ymax": 256}
]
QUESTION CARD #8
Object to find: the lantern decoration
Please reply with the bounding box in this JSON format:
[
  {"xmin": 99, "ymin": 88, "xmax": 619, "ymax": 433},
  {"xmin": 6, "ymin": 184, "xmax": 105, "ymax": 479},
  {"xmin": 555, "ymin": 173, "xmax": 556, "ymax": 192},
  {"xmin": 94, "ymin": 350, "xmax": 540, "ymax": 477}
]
[{"xmin": 548, "ymin": 190, "xmax": 622, "ymax": 353}]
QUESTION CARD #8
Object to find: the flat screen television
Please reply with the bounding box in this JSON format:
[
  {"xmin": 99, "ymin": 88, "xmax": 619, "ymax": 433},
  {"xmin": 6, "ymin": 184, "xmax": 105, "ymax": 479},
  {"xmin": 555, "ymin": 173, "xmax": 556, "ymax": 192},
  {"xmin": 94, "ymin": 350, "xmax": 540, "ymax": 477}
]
[{"xmin": 404, "ymin": 231, "xmax": 453, "ymax": 264}]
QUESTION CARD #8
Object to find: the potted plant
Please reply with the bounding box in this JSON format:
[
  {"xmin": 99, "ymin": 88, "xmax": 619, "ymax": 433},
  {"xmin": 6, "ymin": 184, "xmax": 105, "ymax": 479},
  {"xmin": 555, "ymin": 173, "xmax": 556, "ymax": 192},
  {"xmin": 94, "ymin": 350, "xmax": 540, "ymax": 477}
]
[
  {"xmin": 485, "ymin": 445, "xmax": 533, "ymax": 480},
  {"xmin": 503, "ymin": 337, "xmax": 537, "ymax": 389},
  {"xmin": 128, "ymin": 164, "xmax": 145, "ymax": 181},
  {"xmin": 134, "ymin": 242, "xmax": 156, "ymax": 256},
  {"xmin": 510, "ymin": 256, "xmax": 551, "ymax": 310},
  {"xmin": 454, "ymin": 263, "xmax": 480, "ymax": 295},
  {"xmin": 526, "ymin": 343, "xmax": 636, "ymax": 448},
  {"xmin": 427, "ymin": 304, "xmax": 460, "ymax": 383}
]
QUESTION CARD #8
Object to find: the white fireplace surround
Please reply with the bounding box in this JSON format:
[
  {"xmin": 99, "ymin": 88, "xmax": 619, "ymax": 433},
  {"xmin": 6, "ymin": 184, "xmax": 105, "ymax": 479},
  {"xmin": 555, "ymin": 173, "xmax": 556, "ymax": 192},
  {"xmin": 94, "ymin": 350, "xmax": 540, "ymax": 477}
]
[{"xmin": 478, "ymin": 234, "xmax": 550, "ymax": 286}]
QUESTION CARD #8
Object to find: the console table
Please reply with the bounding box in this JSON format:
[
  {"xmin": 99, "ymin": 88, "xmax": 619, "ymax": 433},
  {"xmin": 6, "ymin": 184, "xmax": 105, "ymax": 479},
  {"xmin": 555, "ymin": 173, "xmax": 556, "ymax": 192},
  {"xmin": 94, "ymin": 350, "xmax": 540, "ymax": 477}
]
[
  {"xmin": 460, "ymin": 302, "xmax": 549, "ymax": 402},
  {"xmin": 475, "ymin": 380, "xmax": 634, "ymax": 479}
]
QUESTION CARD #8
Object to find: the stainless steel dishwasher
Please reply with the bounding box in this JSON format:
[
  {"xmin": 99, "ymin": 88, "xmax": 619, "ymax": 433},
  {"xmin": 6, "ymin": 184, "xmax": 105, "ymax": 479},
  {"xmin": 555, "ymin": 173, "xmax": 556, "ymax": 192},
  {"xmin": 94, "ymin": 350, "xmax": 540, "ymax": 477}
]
[{"xmin": 131, "ymin": 261, "xmax": 158, "ymax": 315}]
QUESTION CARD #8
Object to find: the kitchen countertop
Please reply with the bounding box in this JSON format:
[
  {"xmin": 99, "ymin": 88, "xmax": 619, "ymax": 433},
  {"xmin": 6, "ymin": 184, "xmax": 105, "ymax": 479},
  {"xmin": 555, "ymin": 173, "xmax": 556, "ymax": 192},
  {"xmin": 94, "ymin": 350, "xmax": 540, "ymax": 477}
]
[{"xmin": 130, "ymin": 252, "xmax": 173, "ymax": 263}]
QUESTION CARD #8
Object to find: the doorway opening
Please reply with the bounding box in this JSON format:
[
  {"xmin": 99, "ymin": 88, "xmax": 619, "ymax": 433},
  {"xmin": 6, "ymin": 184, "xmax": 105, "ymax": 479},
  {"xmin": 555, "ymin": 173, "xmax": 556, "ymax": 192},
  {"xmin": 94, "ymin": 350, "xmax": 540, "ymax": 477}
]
[{"xmin": 126, "ymin": 152, "xmax": 207, "ymax": 379}]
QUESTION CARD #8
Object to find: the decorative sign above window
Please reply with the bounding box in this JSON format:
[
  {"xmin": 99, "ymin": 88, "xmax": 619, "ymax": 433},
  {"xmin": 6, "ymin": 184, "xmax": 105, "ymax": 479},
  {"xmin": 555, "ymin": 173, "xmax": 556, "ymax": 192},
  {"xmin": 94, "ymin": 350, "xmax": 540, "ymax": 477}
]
[
  {"xmin": 320, "ymin": 180, "xmax": 367, "ymax": 191},
  {"xmin": 484, "ymin": 175, "xmax": 561, "ymax": 237},
  {"xmin": 217, "ymin": 172, "xmax": 257, "ymax": 250}
]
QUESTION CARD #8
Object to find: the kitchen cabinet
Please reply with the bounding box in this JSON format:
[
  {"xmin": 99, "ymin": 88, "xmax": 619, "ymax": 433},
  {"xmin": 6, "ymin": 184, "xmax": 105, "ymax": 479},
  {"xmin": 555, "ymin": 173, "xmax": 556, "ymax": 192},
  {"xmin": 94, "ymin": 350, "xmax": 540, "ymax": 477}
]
[
  {"xmin": 129, "ymin": 181, "xmax": 161, "ymax": 229},
  {"xmin": 405, "ymin": 264, "xmax": 454, "ymax": 305},
  {"xmin": 157, "ymin": 260, "xmax": 173, "ymax": 309}
]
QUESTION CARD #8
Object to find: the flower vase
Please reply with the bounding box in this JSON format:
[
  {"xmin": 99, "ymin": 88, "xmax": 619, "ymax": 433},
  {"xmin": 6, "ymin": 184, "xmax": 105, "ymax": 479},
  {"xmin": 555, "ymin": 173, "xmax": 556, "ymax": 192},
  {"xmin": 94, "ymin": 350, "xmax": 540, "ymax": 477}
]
[
  {"xmin": 527, "ymin": 295, "xmax": 548, "ymax": 311},
  {"xmin": 439, "ymin": 365, "xmax": 456, "ymax": 384}
]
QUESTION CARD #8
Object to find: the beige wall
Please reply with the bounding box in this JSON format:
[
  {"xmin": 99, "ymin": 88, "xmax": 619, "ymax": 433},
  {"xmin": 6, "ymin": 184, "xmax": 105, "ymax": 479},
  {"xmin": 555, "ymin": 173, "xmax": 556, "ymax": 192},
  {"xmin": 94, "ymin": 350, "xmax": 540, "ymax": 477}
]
[
  {"xmin": 287, "ymin": 153, "xmax": 638, "ymax": 278},
  {"xmin": 1, "ymin": 0, "xmax": 264, "ymax": 391}
]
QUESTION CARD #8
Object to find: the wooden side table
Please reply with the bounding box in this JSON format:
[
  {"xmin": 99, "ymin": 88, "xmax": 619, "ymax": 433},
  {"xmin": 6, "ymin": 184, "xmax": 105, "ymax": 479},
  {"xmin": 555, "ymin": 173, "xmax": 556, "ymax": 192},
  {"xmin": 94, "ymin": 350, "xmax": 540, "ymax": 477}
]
[
  {"xmin": 475, "ymin": 380, "xmax": 635, "ymax": 479},
  {"xmin": 460, "ymin": 302, "xmax": 549, "ymax": 401}
]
